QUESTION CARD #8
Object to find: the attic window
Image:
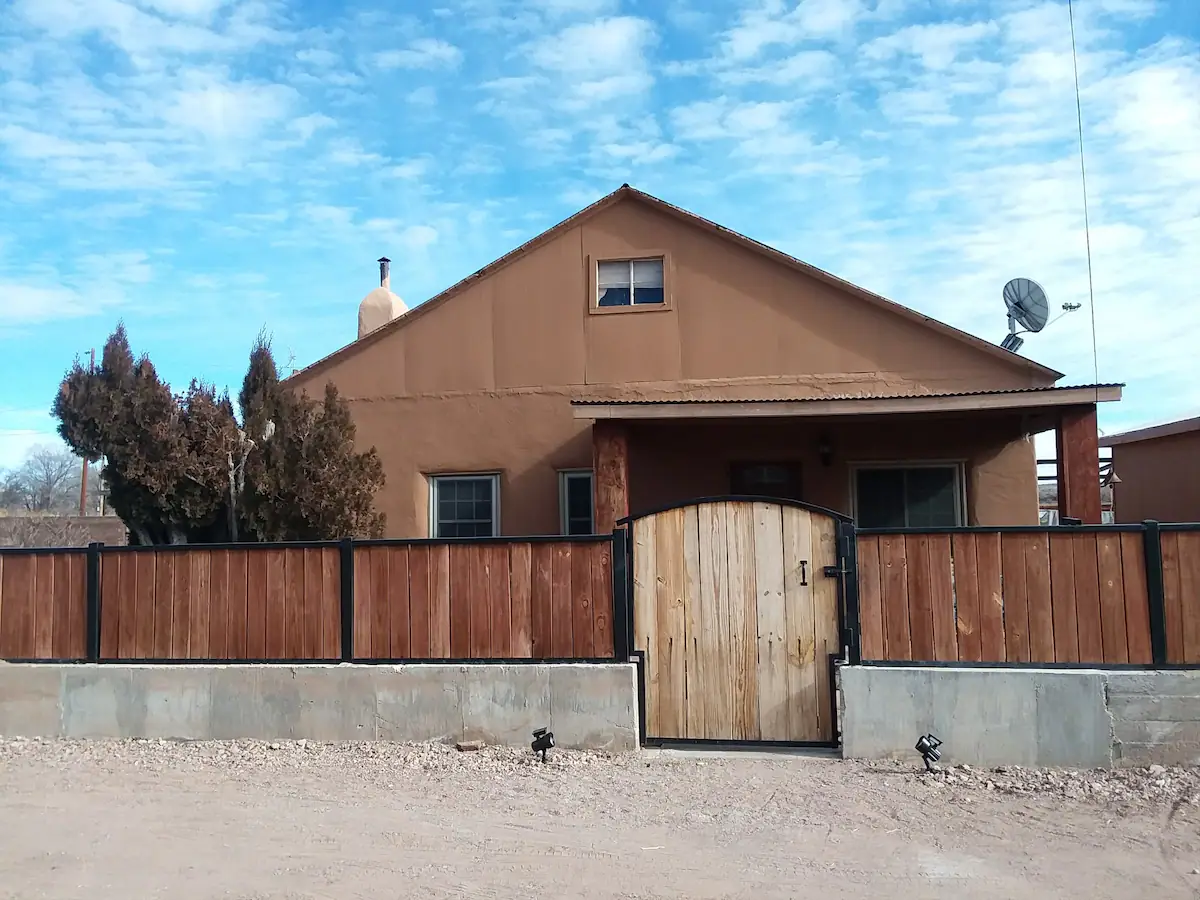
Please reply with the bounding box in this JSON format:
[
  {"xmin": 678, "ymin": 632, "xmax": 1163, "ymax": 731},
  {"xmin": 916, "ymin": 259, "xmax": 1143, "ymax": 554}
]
[{"xmin": 597, "ymin": 258, "xmax": 664, "ymax": 307}]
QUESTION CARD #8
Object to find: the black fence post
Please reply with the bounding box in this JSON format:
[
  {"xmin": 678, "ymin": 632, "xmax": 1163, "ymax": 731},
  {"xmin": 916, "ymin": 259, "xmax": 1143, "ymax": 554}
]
[
  {"xmin": 839, "ymin": 521, "xmax": 862, "ymax": 665},
  {"xmin": 1143, "ymin": 520, "xmax": 1168, "ymax": 665},
  {"xmin": 85, "ymin": 542, "xmax": 103, "ymax": 662},
  {"xmin": 610, "ymin": 528, "xmax": 630, "ymax": 660},
  {"xmin": 339, "ymin": 538, "xmax": 355, "ymax": 662}
]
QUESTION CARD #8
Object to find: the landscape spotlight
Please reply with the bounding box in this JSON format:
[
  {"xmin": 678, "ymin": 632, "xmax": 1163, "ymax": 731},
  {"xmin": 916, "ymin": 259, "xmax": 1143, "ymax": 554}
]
[
  {"xmin": 915, "ymin": 733, "xmax": 943, "ymax": 772},
  {"xmin": 532, "ymin": 727, "xmax": 555, "ymax": 763}
]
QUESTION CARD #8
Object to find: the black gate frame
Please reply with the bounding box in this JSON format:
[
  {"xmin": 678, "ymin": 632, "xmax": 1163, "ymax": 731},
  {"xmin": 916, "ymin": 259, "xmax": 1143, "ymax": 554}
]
[{"xmin": 612, "ymin": 496, "xmax": 860, "ymax": 749}]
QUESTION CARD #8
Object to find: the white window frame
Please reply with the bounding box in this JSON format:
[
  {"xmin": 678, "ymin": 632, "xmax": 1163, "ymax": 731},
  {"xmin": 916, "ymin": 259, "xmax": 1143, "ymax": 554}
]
[
  {"xmin": 428, "ymin": 473, "xmax": 500, "ymax": 538},
  {"xmin": 596, "ymin": 257, "xmax": 665, "ymax": 307},
  {"xmin": 849, "ymin": 462, "xmax": 967, "ymax": 528},
  {"xmin": 558, "ymin": 469, "xmax": 595, "ymax": 536}
]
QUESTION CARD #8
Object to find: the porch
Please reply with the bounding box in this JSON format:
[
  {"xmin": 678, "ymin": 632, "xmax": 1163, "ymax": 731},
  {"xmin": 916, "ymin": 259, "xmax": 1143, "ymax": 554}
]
[{"xmin": 576, "ymin": 385, "xmax": 1122, "ymax": 533}]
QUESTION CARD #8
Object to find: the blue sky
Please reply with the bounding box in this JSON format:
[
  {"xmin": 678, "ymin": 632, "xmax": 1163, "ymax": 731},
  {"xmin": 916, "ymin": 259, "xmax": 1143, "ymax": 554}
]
[{"xmin": 0, "ymin": 0, "xmax": 1197, "ymax": 469}]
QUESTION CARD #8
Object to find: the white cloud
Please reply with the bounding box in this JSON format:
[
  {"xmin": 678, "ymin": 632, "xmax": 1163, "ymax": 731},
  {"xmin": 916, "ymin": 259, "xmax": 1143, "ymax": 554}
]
[
  {"xmin": 134, "ymin": 0, "xmax": 236, "ymax": 20},
  {"xmin": 296, "ymin": 47, "xmax": 341, "ymax": 68},
  {"xmin": 863, "ymin": 21, "xmax": 998, "ymax": 70},
  {"xmin": 374, "ymin": 38, "xmax": 463, "ymax": 70},
  {"xmin": 527, "ymin": 16, "xmax": 657, "ymax": 105},
  {"xmin": 722, "ymin": 0, "xmax": 864, "ymax": 61},
  {"xmin": 163, "ymin": 74, "xmax": 297, "ymax": 141}
]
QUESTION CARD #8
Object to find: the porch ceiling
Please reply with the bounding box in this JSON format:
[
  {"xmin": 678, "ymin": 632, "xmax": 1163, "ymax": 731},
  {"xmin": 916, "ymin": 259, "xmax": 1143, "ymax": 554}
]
[{"xmin": 571, "ymin": 384, "xmax": 1123, "ymax": 420}]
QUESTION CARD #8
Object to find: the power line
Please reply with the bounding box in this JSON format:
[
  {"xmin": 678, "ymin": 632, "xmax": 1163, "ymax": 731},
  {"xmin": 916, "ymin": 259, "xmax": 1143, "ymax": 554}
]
[{"xmin": 1067, "ymin": 0, "xmax": 1100, "ymax": 398}]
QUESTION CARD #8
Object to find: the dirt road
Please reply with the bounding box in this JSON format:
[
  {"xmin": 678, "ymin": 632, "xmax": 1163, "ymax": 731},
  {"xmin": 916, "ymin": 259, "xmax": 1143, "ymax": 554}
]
[{"xmin": 0, "ymin": 739, "xmax": 1197, "ymax": 899}]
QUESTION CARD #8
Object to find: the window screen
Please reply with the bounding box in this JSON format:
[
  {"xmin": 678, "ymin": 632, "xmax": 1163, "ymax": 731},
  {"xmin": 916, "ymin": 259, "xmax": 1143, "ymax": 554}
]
[
  {"xmin": 560, "ymin": 471, "xmax": 594, "ymax": 535},
  {"xmin": 597, "ymin": 258, "xmax": 664, "ymax": 307},
  {"xmin": 855, "ymin": 466, "xmax": 960, "ymax": 528},
  {"xmin": 430, "ymin": 475, "xmax": 498, "ymax": 538}
]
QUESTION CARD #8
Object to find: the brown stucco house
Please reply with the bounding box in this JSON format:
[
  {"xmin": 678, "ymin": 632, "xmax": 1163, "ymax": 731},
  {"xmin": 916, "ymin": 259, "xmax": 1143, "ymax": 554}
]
[
  {"xmin": 288, "ymin": 185, "xmax": 1118, "ymax": 538},
  {"xmin": 1100, "ymin": 416, "xmax": 1200, "ymax": 523}
]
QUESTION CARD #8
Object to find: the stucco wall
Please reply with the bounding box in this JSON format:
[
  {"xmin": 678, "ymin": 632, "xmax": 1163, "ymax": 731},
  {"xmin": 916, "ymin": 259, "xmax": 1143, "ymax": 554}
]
[
  {"xmin": 291, "ymin": 197, "xmax": 1048, "ymax": 537},
  {"xmin": 1110, "ymin": 432, "xmax": 1200, "ymax": 523}
]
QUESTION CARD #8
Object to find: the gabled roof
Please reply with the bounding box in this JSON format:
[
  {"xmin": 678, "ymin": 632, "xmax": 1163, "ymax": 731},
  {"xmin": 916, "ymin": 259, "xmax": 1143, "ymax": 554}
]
[{"xmin": 289, "ymin": 184, "xmax": 1064, "ymax": 383}]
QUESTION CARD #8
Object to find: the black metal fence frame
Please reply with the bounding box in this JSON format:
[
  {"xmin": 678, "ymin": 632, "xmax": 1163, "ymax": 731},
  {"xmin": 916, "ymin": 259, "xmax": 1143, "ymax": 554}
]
[
  {"xmin": 0, "ymin": 532, "xmax": 625, "ymax": 666},
  {"xmin": 849, "ymin": 518, "xmax": 1200, "ymax": 670}
]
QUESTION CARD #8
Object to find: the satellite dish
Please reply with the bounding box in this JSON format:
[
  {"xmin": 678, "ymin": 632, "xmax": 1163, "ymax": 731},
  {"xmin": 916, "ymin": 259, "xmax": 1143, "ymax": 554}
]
[{"xmin": 1003, "ymin": 278, "xmax": 1050, "ymax": 333}]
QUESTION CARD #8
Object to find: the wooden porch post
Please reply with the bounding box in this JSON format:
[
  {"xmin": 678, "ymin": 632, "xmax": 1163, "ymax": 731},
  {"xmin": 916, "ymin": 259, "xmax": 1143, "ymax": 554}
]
[
  {"xmin": 1056, "ymin": 405, "xmax": 1102, "ymax": 524},
  {"xmin": 593, "ymin": 421, "xmax": 629, "ymax": 535}
]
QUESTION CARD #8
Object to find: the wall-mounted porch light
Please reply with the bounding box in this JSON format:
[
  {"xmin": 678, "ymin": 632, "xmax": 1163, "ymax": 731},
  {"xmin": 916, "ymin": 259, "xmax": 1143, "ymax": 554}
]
[{"xmin": 817, "ymin": 436, "xmax": 834, "ymax": 467}]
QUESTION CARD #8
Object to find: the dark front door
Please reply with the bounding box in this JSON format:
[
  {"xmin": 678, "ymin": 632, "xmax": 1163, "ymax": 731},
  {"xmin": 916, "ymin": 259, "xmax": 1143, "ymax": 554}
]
[{"xmin": 730, "ymin": 462, "xmax": 804, "ymax": 502}]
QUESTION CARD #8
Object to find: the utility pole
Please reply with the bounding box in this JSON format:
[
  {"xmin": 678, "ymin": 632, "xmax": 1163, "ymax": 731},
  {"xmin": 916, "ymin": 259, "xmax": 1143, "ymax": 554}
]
[{"xmin": 78, "ymin": 348, "xmax": 95, "ymax": 516}]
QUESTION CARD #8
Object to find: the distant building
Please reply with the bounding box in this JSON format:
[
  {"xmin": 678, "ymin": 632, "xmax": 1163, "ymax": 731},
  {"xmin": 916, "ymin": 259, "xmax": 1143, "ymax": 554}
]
[{"xmin": 1100, "ymin": 416, "xmax": 1200, "ymax": 524}]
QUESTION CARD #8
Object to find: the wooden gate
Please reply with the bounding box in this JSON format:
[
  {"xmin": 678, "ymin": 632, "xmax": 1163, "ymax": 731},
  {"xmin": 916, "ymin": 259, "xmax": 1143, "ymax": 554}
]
[{"xmin": 628, "ymin": 499, "xmax": 844, "ymax": 744}]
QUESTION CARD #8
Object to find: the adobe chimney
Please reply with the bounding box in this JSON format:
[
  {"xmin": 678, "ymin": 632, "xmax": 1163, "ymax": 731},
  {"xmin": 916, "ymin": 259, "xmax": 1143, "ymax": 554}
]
[{"xmin": 378, "ymin": 256, "xmax": 391, "ymax": 290}]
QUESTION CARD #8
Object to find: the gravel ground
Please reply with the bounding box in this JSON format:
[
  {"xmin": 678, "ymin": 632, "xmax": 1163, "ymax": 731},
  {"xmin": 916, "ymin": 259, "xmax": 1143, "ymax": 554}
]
[{"xmin": 1, "ymin": 738, "xmax": 1198, "ymax": 899}]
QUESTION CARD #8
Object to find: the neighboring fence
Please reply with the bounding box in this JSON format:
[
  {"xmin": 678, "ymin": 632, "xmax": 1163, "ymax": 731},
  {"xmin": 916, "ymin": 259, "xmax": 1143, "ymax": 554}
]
[
  {"xmin": 0, "ymin": 536, "xmax": 615, "ymax": 662},
  {"xmin": 855, "ymin": 522, "xmax": 1200, "ymax": 667}
]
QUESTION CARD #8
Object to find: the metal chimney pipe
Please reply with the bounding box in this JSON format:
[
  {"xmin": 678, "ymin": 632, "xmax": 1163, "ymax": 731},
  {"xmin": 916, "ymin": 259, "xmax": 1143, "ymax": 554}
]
[{"xmin": 378, "ymin": 257, "xmax": 391, "ymax": 290}]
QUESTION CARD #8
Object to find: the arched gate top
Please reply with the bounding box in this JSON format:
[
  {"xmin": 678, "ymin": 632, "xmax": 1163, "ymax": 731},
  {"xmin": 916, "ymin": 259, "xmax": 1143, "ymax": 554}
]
[{"xmin": 616, "ymin": 495, "xmax": 853, "ymax": 527}]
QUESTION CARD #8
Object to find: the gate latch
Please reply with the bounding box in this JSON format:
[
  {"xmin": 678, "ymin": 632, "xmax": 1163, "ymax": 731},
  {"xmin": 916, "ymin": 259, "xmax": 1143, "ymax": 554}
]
[{"xmin": 822, "ymin": 565, "xmax": 840, "ymax": 578}]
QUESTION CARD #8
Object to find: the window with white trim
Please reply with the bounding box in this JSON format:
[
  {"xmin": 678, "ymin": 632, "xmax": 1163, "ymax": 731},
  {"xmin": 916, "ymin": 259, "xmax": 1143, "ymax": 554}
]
[
  {"xmin": 597, "ymin": 258, "xmax": 664, "ymax": 307},
  {"xmin": 429, "ymin": 474, "xmax": 499, "ymax": 538},
  {"xmin": 559, "ymin": 470, "xmax": 594, "ymax": 535},
  {"xmin": 854, "ymin": 465, "xmax": 963, "ymax": 528}
]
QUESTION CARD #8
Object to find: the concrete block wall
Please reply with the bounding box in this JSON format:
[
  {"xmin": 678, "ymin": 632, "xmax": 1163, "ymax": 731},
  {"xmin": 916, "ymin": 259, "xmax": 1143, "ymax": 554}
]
[
  {"xmin": 1109, "ymin": 671, "xmax": 1200, "ymax": 766},
  {"xmin": 840, "ymin": 666, "xmax": 1200, "ymax": 769},
  {"xmin": 0, "ymin": 663, "xmax": 640, "ymax": 751}
]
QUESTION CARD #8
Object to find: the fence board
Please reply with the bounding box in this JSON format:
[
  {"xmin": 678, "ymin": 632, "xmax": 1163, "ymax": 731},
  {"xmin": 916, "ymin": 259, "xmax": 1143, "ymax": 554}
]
[
  {"xmin": 530, "ymin": 543, "xmax": 554, "ymax": 659},
  {"xmin": 1000, "ymin": 535, "xmax": 1029, "ymax": 662},
  {"xmin": 753, "ymin": 503, "xmax": 787, "ymax": 740},
  {"xmin": 0, "ymin": 555, "xmax": 33, "ymax": 656},
  {"xmin": 928, "ymin": 535, "xmax": 956, "ymax": 663},
  {"xmin": 372, "ymin": 546, "xmax": 392, "ymax": 658},
  {"xmin": 1072, "ymin": 535, "xmax": 1103, "ymax": 663},
  {"xmin": 570, "ymin": 543, "xmax": 593, "ymax": 659},
  {"xmin": 632, "ymin": 516, "xmax": 659, "ymax": 732},
  {"xmin": 975, "ymin": 534, "xmax": 1005, "ymax": 661},
  {"xmin": 487, "ymin": 545, "xmax": 511, "ymax": 658},
  {"xmin": 656, "ymin": 507, "xmax": 688, "ymax": 739},
  {"xmin": 50, "ymin": 555, "xmax": 70, "ymax": 658},
  {"xmin": 728, "ymin": 502, "xmax": 758, "ymax": 741},
  {"xmin": 353, "ymin": 547, "xmax": 374, "ymax": 658},
  {"xmin": 408, "ymin": 545, "xmax": 432, "ymax": 658},
  {"xmin": 1096, "ymin": 534, "xmax": 1129, "ymax": 664},
  {"xmin": 171, "ymin": 552, "xmax": 191, "ymax": 659},
  {"xmin": 430, "ymin": 544, "xmax": 451, "ymax": 658},
  {"xmin": 283, "ymin": 549, "xmax": 305, "ymax": 658},
  {"xmin": 1048, "ymin": 535, "xmax": 1078, "ymax": 663},
  {"xmin": 951, "ymin": 534, "xmax": 981, "ymax": 662},
  {"xmin": 33, "ymin": 554, "xmax": 55, "ymax": 658},
  {"xmin": 683, "ymin": 504, "xmax": 704, "ymax": 739},
  {"xmin": 208, "ymin": 550, "xmax": 228, "ymax": 659},
  {"xmin": 133, "ymin": 553, "xmax": 155, "ymax": 658},
  {"xmin": 550, "ymin": 543, "xmax": 573, "ymax": 658},
  {"xmin": 263, "ymin": 550, "xmax": 285, "ymax": 659},
  {"xmin": 1024, "ymin": 535, "xmax": 1055, "ymax": 663},
  {"xmin": 389, "ymin": 546, "xmax": 411, "ymax": 659},
  {"xmin": 1120, "ymin": 533, "xmax": 1152, "ymax": 664},
  {"xmin": 509, "ymin": 544, "xmax": 533, "ymax": 658},
  {"xmin": 227, "ymin": 550, "xmax": 249, "ymax": 659},
  {"xmin": 191, "ymin": 552, "xmax": 211, "ymax": 659},
  {"xmin": 590, "ymin": 541, "xmax": 612, "ymax": 658},
  {"xmin": 1162, "ymin": 533, "xmax": 1184, "ymax": 663},
  {"xmin": 906, "ymin": 535, "xmax": 935, "ymax": 662},
  {"xmin": 152, "ymin": 552, "xmax": 174, "ymax": 658},
  {"xmin": 100, "ymin": 552, "xmax": 121, "ymax": 659},
  {"xmin": 782, "ymin": 506, "xmax": 816, "ymax": 741},
  {"xmin": 879, "ymin": 536, "xmax": 911, "ymax": 660},
  {"xmin": 810, "ymin": 511, "xmax": 840, "ymax": 742},
  {"xmin": 857, "ymin": 537, "xmax": 884, "ymax": 660},
  {"xmin": 303, "ymin": 549, "xmax": 322, "ymax": 659},
  {"xmin": 1178, "ymin": 533, "xmax": 1200, "ymax": 664}
]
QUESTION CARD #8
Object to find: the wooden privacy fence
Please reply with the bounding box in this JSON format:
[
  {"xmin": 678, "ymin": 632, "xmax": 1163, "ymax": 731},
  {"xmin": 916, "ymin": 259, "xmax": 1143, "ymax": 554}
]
[
  {"xmin": 0, "ymin": 536, "xmax": 614, "ymax": 662},
  {"xmin": 855, "ymin": 523, "xmax": 1200, "ymax": 666}
]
